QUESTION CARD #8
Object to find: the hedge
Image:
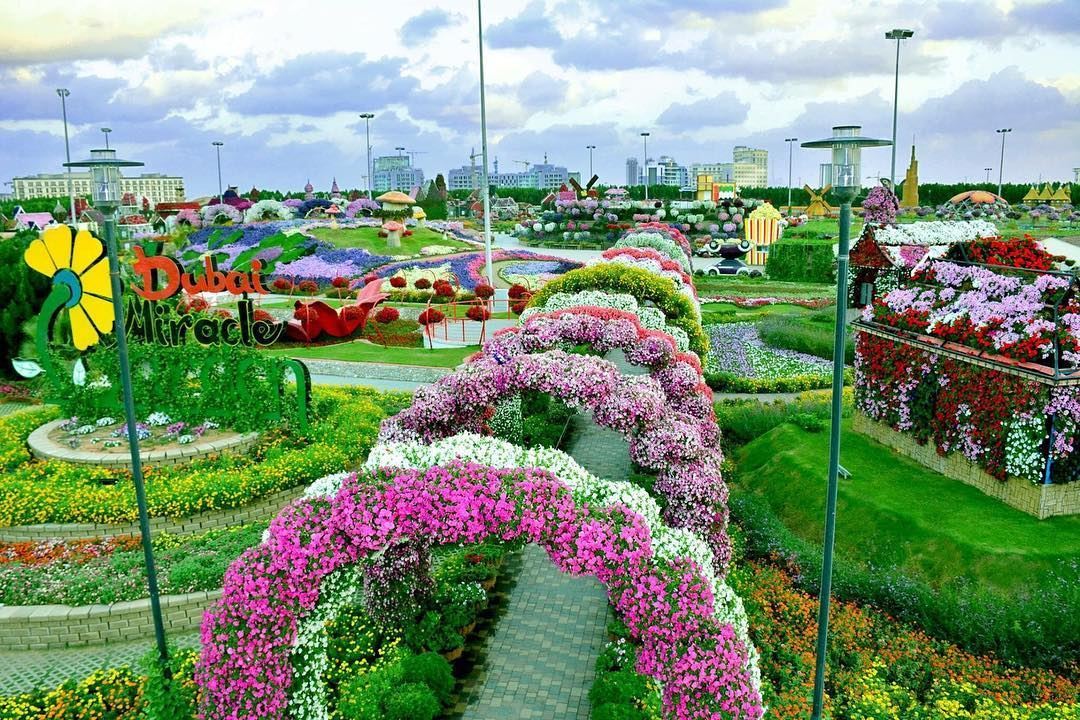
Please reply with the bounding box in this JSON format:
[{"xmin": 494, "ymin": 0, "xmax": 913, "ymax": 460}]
[{"xmin": 765, "ymin": 239, "xmax": 836, "ymax": 284}]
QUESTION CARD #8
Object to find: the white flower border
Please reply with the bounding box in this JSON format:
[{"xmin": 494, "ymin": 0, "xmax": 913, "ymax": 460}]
[{"xmin": 871, "ymin": 220, "xmax": 998, "ymax": 247}]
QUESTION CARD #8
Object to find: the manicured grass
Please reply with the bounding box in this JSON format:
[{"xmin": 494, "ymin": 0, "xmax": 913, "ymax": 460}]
[
  {"xmin": 268, "ymin": 340, "xmax": 478, "ymax": 367},
  {"xmin": 694, "ymin": 275, "xmax": 835, "ymax": 300},
  {"xmin": 732, "ymin": 418, "xmax": 1080, "ymax": 594},
  {"xmin": 701, "ymin": 301, "xmax": 817, "ymax": 324},
  {"xmin": 757, "ymin": 306, "xmax": 855, "ymax": 363},
  {"xmin": 306, "ymin": 225, "xmax": 471, "ymax": 255}
]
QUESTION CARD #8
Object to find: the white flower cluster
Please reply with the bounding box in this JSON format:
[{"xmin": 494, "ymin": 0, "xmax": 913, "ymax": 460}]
[
  {"xmin": 615, "ymin": 232, "xmax": 692, "ymax": 273},
  {"xmin": 145, "ymin": 412, "xmax": 172, "ymax": 427},
  {"xmin": 243, "ymin": 199, "xmax": 293, "ymax": 223},
  {"xmin": 871, "ymin": 220, "xmax": 998, "ymax": 247},
  {"xmin": 1004, "ymin": 415, "xmax": 1046, "ymax": 484}
]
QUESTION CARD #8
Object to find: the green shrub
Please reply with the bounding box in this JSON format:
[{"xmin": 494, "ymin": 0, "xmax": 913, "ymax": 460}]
[
  {"xmin": 140, "ymin": 647, "xmax": 199, "ymax": 720},
  {"xmin": 382, "ymin": 682, "xmax": 440, "ymax": 720},
  {"xmin": 766, "ymin": 238, "xmax": 836, "ymax": 283},
  {"xmin": 713, "ymin": 391, "xmax": 840, "ymax": 448},
  {"xmin": 704, "ymin": 370, "xmax": 844, "ymax": 394},
  {"xmin": 400, "ymin": 652, "xmax": 454, "ymax": 704},
  {"xmin": 337, "ymin": 664, "xmax": 401, "ymax": 720},
  {"xmin": 592, "ymin": 704, "xmax": 648, "ymax": 720},
  {"xmin": 0, "ymin": 230, "xmax": 51, "ymax": 379}
]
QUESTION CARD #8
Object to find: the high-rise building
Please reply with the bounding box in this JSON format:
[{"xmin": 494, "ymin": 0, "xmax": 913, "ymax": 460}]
[
  {"xmin": 373, "ymin": 155, "xmax": 424, "ymax": 192},
  {"xmin": 625, "ymin": 157, "xmax": 639, "ymax": 186},
  {"xmin": 641, "ymin": 156, "xmax": 690, "ymax": 188},
  {"xmin": 1074, "ymin": 168, "xmax": 1080, "ymax": 183},
  {"xmin": 12, "ymin": 171, "xmax": 185, "ymax": 204},
  {"xmin": 732, "ymin": 145, "xmax": 768, "ymax": 187}
]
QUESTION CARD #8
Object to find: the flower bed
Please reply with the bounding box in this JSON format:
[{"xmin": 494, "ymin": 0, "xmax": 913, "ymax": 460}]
[
  {"xmin": 520, "ymin": 290, "xmax": 691, "ymax": 351},
  {"xmin": 197, "ymin": 463, "xmax": 763, "ymax": 720},
  {"xmin": 0, "ymin": 387, "xmax": 407, "ymax": 526},
  {"xmin": 864, "ymin": 260, "xmax": 1077, "ymax": 364},
  {"xmin": 854, "ymin": 331, "xmax": 1080, "ymax": 484},
  {"xmin": 705, "ymin": 323, "xmax": 832, "ymax": 392}
]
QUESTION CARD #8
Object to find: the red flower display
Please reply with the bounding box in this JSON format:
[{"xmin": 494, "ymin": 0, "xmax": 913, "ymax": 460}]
[
  {"xmin": 508, "ymin": 283, "xmax": 530, "ymax": 300},
  {"xmin": 474, "ymin": 283, "xmax": 495, "ymax": 299},
  {"xmin": 417, "ymin": 308, "xmax": 444, "ymax": 325},
  {"xmin": 253, "ymin": 309, "xmax": 275, "ymax": 324},
  {"xmin": 433, "ymin": 279, "xmax": 455, "ymax": 297},
  {"xmin": 389, "ymin": 276, "xmax": 407, "ymax": 289},
  {"xmin": 375, "ymin": 307, "xmax": 400, "ymax": 324},
  {"xmin": 272, "ymin": 278, "xmax": 293, "ymax": 292},
  {"xmin": 298, "ymin": 280, "xmax": 319, "ymax": 295},
  {"xmin": 466, "ymin": 305, "xmax": 490, "ymax": 322},
  {"xmin": 331, "ymin": 276, "xmax": 349, "ymax": 289},
  {"xmin": 414, "ymin": 278, "xmax": 431, "ymax": 290}
]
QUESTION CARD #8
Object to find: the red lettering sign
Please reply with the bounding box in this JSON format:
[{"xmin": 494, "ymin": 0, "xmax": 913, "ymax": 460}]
[{"xmin": 131, "ymin": 247, "xmax": 269, "ymax": 300}]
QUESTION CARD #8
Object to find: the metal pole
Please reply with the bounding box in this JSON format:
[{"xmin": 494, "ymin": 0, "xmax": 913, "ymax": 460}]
[
  {"xmin": 786, "ymin": 138, "xmax": 796, "ymax": 213},
  {"xmin": 102, "ymin": 210, "xmax": 170, "ymax": 666},
  {"xmin": 643, "ymin": 134, "xmax": 649, "ymax": 200},
  {"xmin": 58, "ymin": 90, "xmax": 75, "ymax": 223},
  {"xmin": 997, "ymin": 131, "xmax": 1008, "ymax": 198},
  {"xmin": 889, "ymin": 39, "xmax": 900, "ymax": 187},
  {"xmin": 809, "ymin": 185, "xmax": 856, "ymax": 720},
  {"xmin": 477, "ymin": 0, "xmax": 494, "ymax": 287},
  {"xmin": 366, "ymin": 118, "xmax": 373, "ymax": 199},
  {"xmin": 213, "ymin": 143, "xmax": 223, "ymax": 203}
]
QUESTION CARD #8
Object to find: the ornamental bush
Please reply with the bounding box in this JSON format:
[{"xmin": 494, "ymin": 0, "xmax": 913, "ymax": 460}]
[
  {"xmin": 383, "ymin": 683, "xmax": 440, "ymax": 720},
  {"xmin": 298, "ymin": 279, "xmax": 319, "ymax": 295},
  {"xmin": 375, "ymin": 307, "xmax": 400, "ymax": 324},
  {"xmin": 414, "ymin": 278, "xmax": 432, "ymax": 290},
  {"xmin": 0, "ymin": 230, "xmax": 51, "ymax": 379},
  {"xmin": 527, "ymin": 263, "xmax": 708, "ymax": 358},
  {"xmin": 417, "ymin": 309, "xmax": 444, "ymax": 325},
  {"xmin": 399, "ymin": 653, "xmax": 454, "ymax": 704},
  {"xmin": 465, "ymin": 304, "xmax": 490, "ymax": 322},
  {"xmin": 389, "ymin": 276, "xmax": 407, "ymax": 289},
  {"xmin": 474, "ymin": 283, "xmax": 495, "ymax": 299},
  {"xmin": 765, "ymin": 238, "xmax": 836, "ymax": 283}
]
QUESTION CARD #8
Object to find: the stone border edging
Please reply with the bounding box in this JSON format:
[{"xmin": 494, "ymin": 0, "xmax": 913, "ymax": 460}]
[
  {"xmin": 0, "ymin": 484, "xmax": 306, "ymax": 542},
  {"xmin": 854, "ymin": 413, "xmax": 1080, "ymax": 519},
  {"xmin": 0, "ymin": 590, "xmax": 220, "ymax": 651},
  {"xmin": 27, "ymin": 419, "xmax": 259, "ymax": 469}
]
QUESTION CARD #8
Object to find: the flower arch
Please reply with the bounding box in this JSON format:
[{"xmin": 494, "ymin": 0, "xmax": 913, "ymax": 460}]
[
  {"xmin": 526, "ymin": 264, "xmax": 708, "ymax": 357},
  {"xmin": 380, "ymin": 350, "xmax": 728, "ymax": 560},
  {"xmin": 197, "ymin": 462, "xmax": 763, "ymax": 720},
  {"xmin": 485, "ymin": 307, "xmax": 712, "ymax": 418}
]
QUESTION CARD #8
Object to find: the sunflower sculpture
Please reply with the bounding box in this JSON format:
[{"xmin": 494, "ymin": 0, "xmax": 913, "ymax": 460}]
[{"xmin": 24, "ymin": 224, "xmax": 115, "ymax": 352}]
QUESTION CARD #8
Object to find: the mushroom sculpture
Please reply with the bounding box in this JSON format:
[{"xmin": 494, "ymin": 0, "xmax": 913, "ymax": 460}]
[
  {"xmin": 382, "ymin": 220, "xmax": 405, "ymax": 248},
  {"xmin": 375, "ymin": 190, "xmax": 416, "ymax": 214},
  {"xmin": 412, "ymin": 205, "xmax": 427, "ymax": 226}
]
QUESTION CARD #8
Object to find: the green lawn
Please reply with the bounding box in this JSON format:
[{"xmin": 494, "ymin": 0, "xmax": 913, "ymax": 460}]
[
  {"xmin": 694, "ymin": 275, "xmax": 835, "ymax": 300},
  {"xmin": 267, "ymin": 340, "xmax": 478, "ymax": 368},
  {"xmin": 732, "ymin": 418, "xmax": 1080, "ymax": 594},
  {"xmin": 306, "ymin": 225, "xmax": 472, "ymax": 255},
  {"xmin": 701, "ymin": 301, "xmax": 818, "ymax": 325}
]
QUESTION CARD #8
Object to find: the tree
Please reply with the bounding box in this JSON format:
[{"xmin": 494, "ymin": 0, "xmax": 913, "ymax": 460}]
[
  {"xmin": 0, "ymin": 231, "xmax": 52, "ymax": 379},
  {"xmin": 434, "ymin": 174, "xmax": 447, "ymax": 200}
]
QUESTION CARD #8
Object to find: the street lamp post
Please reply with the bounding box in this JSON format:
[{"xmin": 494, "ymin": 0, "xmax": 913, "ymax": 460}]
[
  {"xmin": 64, "ymin": 148, "xmax": 171, "ymax": 670},
  {"xmin": 784, "ymin": 137, "xmax": 798, "ymax": 214},
  {"xmin": 395, "ymin": 146, "xmax": 405, "ymax": 158},
  {"xmin": 885, "ymin": 29, "xmax": 913, "ymax": 187},
  {"xmin": 476, "ymin": 0, "xmax": 494, "ymax": 287},
  {"xmin": 359, "ymin": 113, "xmax": 375, "ymax": 199},
  {"xmin": 56, "ymin": 89, "xmax": 75, "ymax": 223},
  {"xmin": 801, "ymin": 126, "xmax": 891, "ymax": 720},
  {"xmin": 996, "ymin": 128, "xmax": 1012, "ymax": 198},
  {"xmin": 586, "ymin": 144, "xmax": 596, "ymax": 178},
  {"xmin": 211, "ymin": 141, "xmax": 224, "ymax": 204},
  {"xmin": 101, "ymin": 127, "xmax": 112, "ymax": 150},
  {"xmin": 985, "ymin": 167, "xmax": 993, "ymax": 184},
  {"xmin": 640, "ymin": 132, "xmax": 650, "ymax": 200}
]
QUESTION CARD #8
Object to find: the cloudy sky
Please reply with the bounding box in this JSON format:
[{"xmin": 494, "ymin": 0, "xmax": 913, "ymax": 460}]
[{"xmin": 2, "ymin": 0, "xmax": 1078, "ymax": 197}]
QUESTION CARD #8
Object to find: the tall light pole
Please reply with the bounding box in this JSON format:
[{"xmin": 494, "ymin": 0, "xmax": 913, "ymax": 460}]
[
  {"xmin": 359, "ymin": 113, "xmax": 375, "ymax": 199},
  {"xmin": 101, "ymin": 127, "xmax": 112, "ymax": 150},
  {"xmin": 785, "ymin": 137, "xmax": 798, "ymax": 214},
  {"xmin": 996, "ymin": 128, "xmax": 1011, "ymax": 198},
  {"xmin": 641, "ymin": 132, "xmax": 650, "ymax": 200},
  {"xmin": 211, "ymin": 141, "xmax": 224, "ymax": 203},
  {"xmin": 984, "ymin": 167, "xmax": 993, "ymax": 184},
  {"xmin": 802, "ymin": 125, "xmax": 891, "ymax": 720},
  {"xmin": 395, "ymin": 146, "xmax": 405, "ymax": 157},
  {"xmin": 885, "ymin": 29, "xmax": 914, "ymax": 187},
  {"xmin": 65, "ymin": 148, "xmax": 170, "ymax": 672},
  {"xmin": 477, "ymin": 0, "xmax": 494, "ymax": 286},
  {"xmin": 56, "ymin": 89, "xmax": 75, "ymax": 223},
  {"xmin": 586, "ymin": 144, "xmax": 596, "ymax": 178}
]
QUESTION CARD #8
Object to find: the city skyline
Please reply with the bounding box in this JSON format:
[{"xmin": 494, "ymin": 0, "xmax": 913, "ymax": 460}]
[{"xmin": 1, "ymin": 0, "xmax": 1077, "ymax": 197}]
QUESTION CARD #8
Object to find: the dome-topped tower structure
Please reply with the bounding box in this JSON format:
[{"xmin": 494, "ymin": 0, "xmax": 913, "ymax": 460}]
[
  {"xmin": 330, "ymin": 177, "xmax": 340, "ymax": 196},
  {"xmin": 304, "ymin": 179, "xmax": 314, "ymax": 201}
]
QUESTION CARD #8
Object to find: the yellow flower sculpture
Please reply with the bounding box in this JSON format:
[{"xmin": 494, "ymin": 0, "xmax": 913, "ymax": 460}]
[{"xmin": 24, "ymin": 225, "xmax": 115, "ymax": 350}]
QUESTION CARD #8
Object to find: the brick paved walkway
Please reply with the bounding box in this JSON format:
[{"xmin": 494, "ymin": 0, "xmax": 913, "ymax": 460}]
[{"xmin": 452, "ymin": 351, "xmax": 639, "ymax": 719}]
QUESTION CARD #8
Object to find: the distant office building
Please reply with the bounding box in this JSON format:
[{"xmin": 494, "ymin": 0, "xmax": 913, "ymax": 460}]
[
  {"xmin": 641, "ymin": 156, "xmax": 689, "ymax": 188},
  {"xmin": 1074, "ymin": 167, "xmax": 1080, "ymax": 183},
  {"xmin": 732, "ymin": 146, "xmax": 768, "ymax": 187},
  {"xmin": 450, "ymin": 160, "xmax": 571, "ymax": 190},
  {"xmin": 373, "ymin": 155, "xmax": 424, "ymax": 192},
  {"xmin": 13, "ymin": 171, "xmax": 185, "ymax": 204},
  {"xmin": 625, "ymin": 157, "xmax": 639, "ymax": 186}
]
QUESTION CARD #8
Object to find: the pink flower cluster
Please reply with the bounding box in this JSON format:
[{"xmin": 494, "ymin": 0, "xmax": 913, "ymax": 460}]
[
  {"xmin": 464, "ymin": 249, "xmax": 584, "ymax": 287},
  {"xmin": 380, "ymin": 350, "xmax": 729, "ymax": 566},
  {"xmin": 197, "ymin": 463, "xmax": 763, "ymax": 720},
  {"xmin": 602, "ymin": 246, "xmax": 696, "ymax": 295}
]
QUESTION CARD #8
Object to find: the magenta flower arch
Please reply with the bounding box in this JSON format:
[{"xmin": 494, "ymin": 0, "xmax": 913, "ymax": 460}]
[
  {"xmin": 380, "ymin": 350, "xmax": 729, "ymax": 565},
  {"xmin": 197, "ymin": 463, "xmax": 763, "ymax": 720}
]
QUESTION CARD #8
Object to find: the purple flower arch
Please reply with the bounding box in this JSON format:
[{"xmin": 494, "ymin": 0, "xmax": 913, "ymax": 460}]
[
  {"xmin": 380, "ymin": 350, "xmax": 729, "ymax": 565},
  {"xmin": 197, "ymin": 463, "xmax": 763, "ymax": 720},
  {"xmin": 485, "ymin": 306, "xmax": 714, "ymax": 418}
]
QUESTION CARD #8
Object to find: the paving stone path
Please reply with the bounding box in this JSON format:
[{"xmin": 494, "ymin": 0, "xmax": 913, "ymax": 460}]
[{"xmin": 452, "ymin": 352, "xmax": 641, "ymax": 719}]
